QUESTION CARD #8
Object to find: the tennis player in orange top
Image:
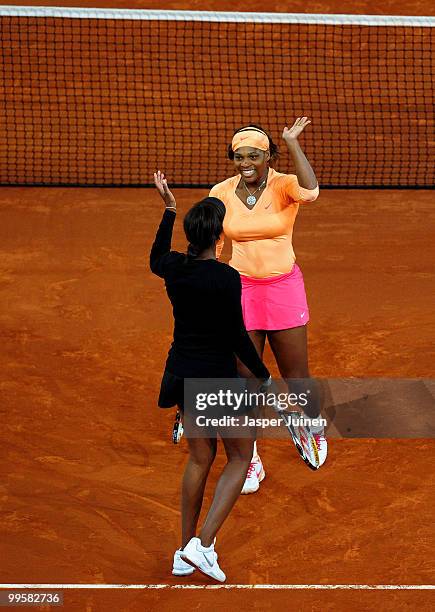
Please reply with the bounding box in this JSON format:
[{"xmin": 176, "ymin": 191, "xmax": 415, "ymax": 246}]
[{"xmin": 210, "ymin": 117, "xmax": 327, "ymax": 493}]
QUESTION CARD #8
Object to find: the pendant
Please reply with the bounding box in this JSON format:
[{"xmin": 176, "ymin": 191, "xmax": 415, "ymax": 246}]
[{"xmin": 246, "ymin": 195, "xmax": 257, "ymax": 206}]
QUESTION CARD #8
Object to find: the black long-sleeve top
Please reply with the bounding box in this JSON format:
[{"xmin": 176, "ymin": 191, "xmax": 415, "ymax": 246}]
[{"xmin": 150, "ymin": 209, "xmax": 270, "ymax": 379}]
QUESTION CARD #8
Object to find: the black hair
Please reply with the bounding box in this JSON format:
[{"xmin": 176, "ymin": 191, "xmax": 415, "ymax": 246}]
[
  {"xmin": 183, "ymin": 197, "xmax": 225, "ymax": 259},
  {"xmin": 227, "ymin": 124, "xmax": 279, "ymax": 162}
]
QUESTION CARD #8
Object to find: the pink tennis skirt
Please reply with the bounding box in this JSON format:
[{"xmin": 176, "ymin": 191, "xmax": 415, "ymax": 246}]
[{"xmin": 240, "ymin": 264, "xmax": 310, "ymax": 331}]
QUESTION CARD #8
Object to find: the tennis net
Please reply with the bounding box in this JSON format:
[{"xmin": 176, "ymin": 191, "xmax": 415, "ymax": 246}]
[{"xmin": 0, "ymin": 8, "xmax": 433, "ymax": 188}]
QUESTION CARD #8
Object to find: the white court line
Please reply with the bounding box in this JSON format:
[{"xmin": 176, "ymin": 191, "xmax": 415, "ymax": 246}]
[
  {"xmin": 1, "ymin": 584, "xmax": 434, "ymax": 590},
  {"xmin": 0, "ymin": 7, "xmax": 433, "ymax": 26}
]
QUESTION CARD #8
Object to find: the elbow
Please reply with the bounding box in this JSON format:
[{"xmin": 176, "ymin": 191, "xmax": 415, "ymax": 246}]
[{"xmin": 299, "ymin": 184, "xmax": 319, "ymax": 203}]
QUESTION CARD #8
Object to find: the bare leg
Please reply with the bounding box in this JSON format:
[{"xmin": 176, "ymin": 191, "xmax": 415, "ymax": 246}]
[
  {"xmin": 199, "ymin": 435, "xmax": 254, "ymax": 547},
  {"xmin": 236, "ymin": 331, "xmax": 266, "ymax": 460},
  {"xmin": 268, "ymin": 325, "xmax": 322, "ymax": 421},
  {"xmin": 267, "ymin": 325, "xmax": 309, "ymax": 378},
  {"xmin": 181, "ymin": 435, "xmax": 217, "ymax": 549},
  {"xmin": 236, "ymin": 330, "xmax": 266, "ymax": 378}
]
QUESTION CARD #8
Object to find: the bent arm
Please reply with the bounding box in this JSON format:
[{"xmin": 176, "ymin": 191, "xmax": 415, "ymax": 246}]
[
  {"xmin": 285, "ymin": 139, "xmax": 318, "ymax": 190},
  {"xmin": 150, "ymin": 209, "xmax": 176, "ymax": 277},
  {"xmin": 285, "ymin": 173, "xmax": 319, "ymax": 203}
]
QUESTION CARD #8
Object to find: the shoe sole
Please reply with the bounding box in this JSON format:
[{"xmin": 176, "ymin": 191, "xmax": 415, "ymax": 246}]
[
  {"xmin": 180, "ymin": 554, "xmax": 226, "ymax": 583},
  {"xmin": 240, "ymin": 467, "xmax": 265, "ymax": 495},
  {"xmin": 172, "ymin": 568, "xmax": 195, "ymax": 576}
]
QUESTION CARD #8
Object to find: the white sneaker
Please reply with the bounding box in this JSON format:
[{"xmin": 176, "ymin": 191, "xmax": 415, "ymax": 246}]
[
  {"xmin": 313, "ymin": 433, "xmax": 328, "ymax": 467},
  {"xmin": 172, "ymin": 549, "xmax": 195, "ymax": 576},
  {"xmin": 180, "ymin": 537, "xmax": 226, "ymax": 582},
  {"xmin": 241, "ymin": 456, "xmax": 265, "ymax": 494}
]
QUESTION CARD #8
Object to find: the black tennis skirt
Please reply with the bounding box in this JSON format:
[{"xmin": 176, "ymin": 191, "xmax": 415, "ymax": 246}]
[
  {"xmin": 158, "ymin": 370, "xmax": 185, "ymax": 410},
  {"xmin": 158, "ymin": 369, "xmax": 259, "ymax": 417}
]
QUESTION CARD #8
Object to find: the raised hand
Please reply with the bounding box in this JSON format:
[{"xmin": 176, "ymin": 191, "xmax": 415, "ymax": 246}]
[
  {"xmin": 153, "ymin": 170, "xmax": 176, "ymax": 209},
  {"xmin": 282, "ymin": 117, "xmax": 311, "ymax": 143}
]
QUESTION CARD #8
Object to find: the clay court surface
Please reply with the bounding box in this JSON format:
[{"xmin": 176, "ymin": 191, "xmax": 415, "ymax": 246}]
[
  {"xmin": 1, "ymin": 185, "xmax": 434, "ymax": 610},
  {"xmin": 1, "ymin": 0, "xmax": 435, "ymax": 610}
]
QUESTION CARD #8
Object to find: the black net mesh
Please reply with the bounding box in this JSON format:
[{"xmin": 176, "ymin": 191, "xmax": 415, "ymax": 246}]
[{"xmin": 0, "ymin": 14, "xmax": 433, "ymax": 187}]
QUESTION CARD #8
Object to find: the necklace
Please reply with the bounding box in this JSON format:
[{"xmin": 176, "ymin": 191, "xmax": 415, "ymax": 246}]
[{"xmin": 243, "ymin": 176, "xmax": 267, "ymax": 206}]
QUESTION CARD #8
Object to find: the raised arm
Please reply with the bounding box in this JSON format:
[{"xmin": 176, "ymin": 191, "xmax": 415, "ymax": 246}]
[
  {"xmin": 282, "ymin": 118, "xmax": 318, "ymax": 190},
  {"xmin": 150, "ymin": 171, "xmax": 178, "ymax": 277}
]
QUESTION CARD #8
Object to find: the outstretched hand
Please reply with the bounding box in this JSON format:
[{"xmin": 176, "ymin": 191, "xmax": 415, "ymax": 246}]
[
  {"xmin": 282, "ymin": 117, "xmax": 311, "ymax": 142},
  {"xmin": 153, "ymin": 170, "xmax": 176, "ymax": 208}
]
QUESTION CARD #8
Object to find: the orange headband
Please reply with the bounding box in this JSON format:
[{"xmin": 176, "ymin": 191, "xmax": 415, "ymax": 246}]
[{"xmin": 231, "ymin": 129, "xmax": 269, "ymax": 152}]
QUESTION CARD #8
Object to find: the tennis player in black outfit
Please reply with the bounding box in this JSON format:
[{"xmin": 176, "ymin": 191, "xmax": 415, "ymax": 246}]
[{"xmin": 150, "ymin": 171, "xmax": 270, "ymax": 582}]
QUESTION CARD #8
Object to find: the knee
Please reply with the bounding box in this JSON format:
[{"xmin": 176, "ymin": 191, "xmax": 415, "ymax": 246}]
[
  {"xmin": 189, "ymin": 445, "xmax": 217, "ymax": 469},
  {"xmin": 225, "ymin": 442, "xmax": 254, "ymax": 465}
]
